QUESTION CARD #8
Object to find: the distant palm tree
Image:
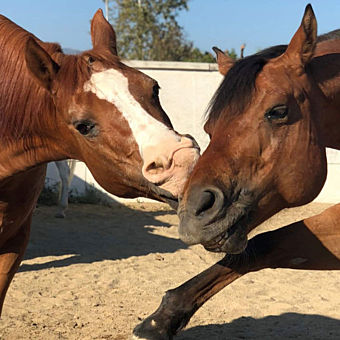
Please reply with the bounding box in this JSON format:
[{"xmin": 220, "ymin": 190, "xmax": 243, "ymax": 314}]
[{"xmin": 103, "ymin": 0, "xmax": 109, "ymax": 20}]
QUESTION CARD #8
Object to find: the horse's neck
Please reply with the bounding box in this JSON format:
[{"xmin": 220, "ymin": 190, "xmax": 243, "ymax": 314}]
[
  {"xmin": 312, "ymin": 40, "xmax": 340, "ymax": 150},
  {"xmin": 0, "ymin": 62, "xmax": 69, "ymax": 179},
  {"xmin": 0, "ymin": 17, "xmax": 70, "ymax": 181},
  {"xmin": 0, "ymin": 135, "xmax": 67, "ymax": 182},
  {"xmin": 0, "ymin": 164, "xmax": 46, "ymax": 243}
]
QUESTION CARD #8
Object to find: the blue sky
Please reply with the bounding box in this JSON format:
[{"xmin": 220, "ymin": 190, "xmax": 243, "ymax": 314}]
[{"xmin": 1, "ymin": 1, "xmax": 340, "ymax": 57}]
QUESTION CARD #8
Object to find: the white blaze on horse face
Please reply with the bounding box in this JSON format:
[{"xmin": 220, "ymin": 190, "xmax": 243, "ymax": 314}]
[{"xmin": 83, "ymin": 68, "xmax": 180, "ymax": 157}]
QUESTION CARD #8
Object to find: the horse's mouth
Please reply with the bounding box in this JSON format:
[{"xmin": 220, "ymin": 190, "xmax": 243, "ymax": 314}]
[
  {"xmin": 161, "ymin": 195, "xmax": 179, "ymax": 210},
  {"xmin": 202, "ymin": 214, "xmax": 249, "ymax": 254},
  {"xmin": 150, "ymin": 184, "xmax": 179, "ymax": 210}
]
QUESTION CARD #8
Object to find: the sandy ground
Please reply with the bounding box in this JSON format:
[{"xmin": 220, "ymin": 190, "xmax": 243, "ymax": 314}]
[{"xmin": 1, "ymin": 201, "xmax": 340, "ymax": 339}]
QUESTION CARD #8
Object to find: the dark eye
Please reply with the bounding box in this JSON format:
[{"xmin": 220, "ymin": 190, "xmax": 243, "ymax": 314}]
[
  {"xmin": 85, "ymin": 55, "xmax": 95, "ymax": 66},
  {"xmin": 265, "ymin": 105, "xmax": 288, "ymax": 122},
  {"xmin": 152, "ymin": 84, "xmax": 160, "ymax": 98},
  {"xmin": 74, "ymin": 120, "xmax": 97, "ymax": 137}
]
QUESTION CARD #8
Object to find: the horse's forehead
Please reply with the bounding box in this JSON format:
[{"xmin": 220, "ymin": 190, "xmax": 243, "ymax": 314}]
[
  {"xmin": 84, "ymin": 64, "xmax": 152, "ymax": 96},
  {"xmin": 255, "ymin": 63, "xmax": 293, "ymax": 98},
  {"xmin": 83, "ymin": 67, "xmax": 177, "ymax": 153},
  {"xmin": 210, "ymin": 69, "xmax": 289, "ymax": 132},
  {"xmin": 83, "ymin": 67, "xmax": 151, "ymax": 107},
  {"xmin": 122, "ymin": 65, "xmax": 153, "ymax": 86}
]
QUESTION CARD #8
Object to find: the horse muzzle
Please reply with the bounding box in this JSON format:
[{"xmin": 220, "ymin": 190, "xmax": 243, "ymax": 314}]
[
  {"xmin": 178, "ymin": 185, "xmax": 254, "ymax": 254},
  {"xmin": 142, "ymin": 135, "xmax": 200, "ymax": 198}
]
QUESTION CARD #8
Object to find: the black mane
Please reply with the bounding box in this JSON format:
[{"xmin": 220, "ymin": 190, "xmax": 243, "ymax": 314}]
[
  {"xmin": 206, "ymin": 29, "xmax": 340, "ymax": 125},
  {"xmin": 317, "ymin": 29, "xmax": 340, "ymax": 43}
]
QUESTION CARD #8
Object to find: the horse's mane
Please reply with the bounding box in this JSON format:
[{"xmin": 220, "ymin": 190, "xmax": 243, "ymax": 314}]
[
  {"xmin": 206, "ymin": 30, "xmax": 340, "ymax": 125},
  {"xmin": 0, "ymin": 15, "xmax": 58, "ymax": 140},
  {"xmin": 317, "ymin": 29, "xmax": 340, "ymax": 43},
  {"xmin": 206, "ymin": 45, "xmax": 287, "ymax": 125},
  {"xmin": 0, "ymin": 15, "xmax": 94, "ymax": 140}
]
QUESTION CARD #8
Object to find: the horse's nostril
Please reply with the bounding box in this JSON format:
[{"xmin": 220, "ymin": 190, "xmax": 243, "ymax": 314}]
[
  {"xmin": 195, "ymin": 190, "xmax": 216, "ymax": 216},
  {"xmin": 186, "ymin": 186, "xmax": 225, "ymax": 224},
  {"xmin": 145, "ymin": 161, "xmax": 163, "ymax": 175},
  {"xmin": 145, "ymin": 157, "xmax": 172, "ymax": 175}
]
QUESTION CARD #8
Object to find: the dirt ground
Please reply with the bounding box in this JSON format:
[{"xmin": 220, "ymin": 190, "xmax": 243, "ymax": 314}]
[{"xmin": 1, "ymin": 201, "xmax": 340, "ymax": 339}]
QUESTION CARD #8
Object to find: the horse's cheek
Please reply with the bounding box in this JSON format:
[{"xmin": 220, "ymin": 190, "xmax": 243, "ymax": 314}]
[{"xmin": 277, "ymin": 144, "xmax": 326, "ymax": 206}]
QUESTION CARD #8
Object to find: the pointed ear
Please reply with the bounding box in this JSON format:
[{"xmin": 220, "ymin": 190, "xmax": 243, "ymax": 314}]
[
  {"xmin": 284, "ymin": 4, "xmax": 317, "ymax": 66},
  {"xmin": 212, "ymin": 47, "xmax": 235, "ymax": 76},
  {"xmin": 91, "ymin": 9, "xmax": 118, "ymax": 56},
  {"xmin": 25, "ymin": 37, "xmax": 59, "ymax": 92}
]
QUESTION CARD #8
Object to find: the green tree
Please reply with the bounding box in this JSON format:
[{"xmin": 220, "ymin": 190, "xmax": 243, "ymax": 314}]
[
  {"xmin": 106, "ymin": 0, "xmax": 215, "ymax": 62},
  {"xmin": 226, "ymin": 48, "xmax": 238, "ymax": 60}
]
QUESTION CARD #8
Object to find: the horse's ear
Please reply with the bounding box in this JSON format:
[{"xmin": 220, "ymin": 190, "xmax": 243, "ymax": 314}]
[
  {"xmin": 212, "ymin": 47, "xmax": 235, "ymax": 76},
  {"xmin": 91, "ymin": 9, "xmax": 118, "ymax": 56},
  {"xmin": 25, "ymin": 37, "xmax": 59, "ymax": 92},
  {"xmin": 284, "ymin": 4, "xmax": 317, "ymax": 66}
]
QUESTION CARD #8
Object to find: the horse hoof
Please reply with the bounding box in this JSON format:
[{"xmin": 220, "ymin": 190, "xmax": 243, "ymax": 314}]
[
  {"xmin": 54, "ymin": 212, "xmax": 65, "ymax": 218},
  {"xmin": 132, "ymin": 317, "xmax": 173, "ymax": 340}
]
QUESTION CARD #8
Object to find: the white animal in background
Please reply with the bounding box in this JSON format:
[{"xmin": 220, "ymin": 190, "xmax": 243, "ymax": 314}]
[{"xmin": 54, "ymin": 160, "xmax": 76, "ymax": 218}]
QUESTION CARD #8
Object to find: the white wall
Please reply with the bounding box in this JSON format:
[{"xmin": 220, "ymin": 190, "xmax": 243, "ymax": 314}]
[
  {"xmin": 46, "ymin": 61, "xmax": 340, "ymax": 204},
  {"xmin": 314, "ymin": 149, "xmax": 340, "ymax": 203}
]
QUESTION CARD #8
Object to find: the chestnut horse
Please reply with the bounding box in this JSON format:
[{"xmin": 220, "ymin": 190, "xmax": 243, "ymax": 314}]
[
  {"xmin": 133, "ymin": 4, "xmax": 340, "ymax": 339},
  {"xmin": 0, "ymin": 11, "xmax": 199, "ymax": 315}
]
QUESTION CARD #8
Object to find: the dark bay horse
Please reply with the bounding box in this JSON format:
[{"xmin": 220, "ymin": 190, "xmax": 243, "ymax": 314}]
[
  {"xmin": 133, "ymin": 4, "xmax": 340, "ymax": 339},
  {"xmin": 0, "ymin": 10, "xmax": 199, "ymax": 315}
]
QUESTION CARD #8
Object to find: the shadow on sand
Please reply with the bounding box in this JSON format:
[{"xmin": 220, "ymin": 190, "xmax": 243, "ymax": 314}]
[
  {"xmin": 20, "ymin": 181, "xmax": 186, "ymax": 272},
  {"xmin": 178, "ymin": 313, "xmax": 340, "ymax": 339}
]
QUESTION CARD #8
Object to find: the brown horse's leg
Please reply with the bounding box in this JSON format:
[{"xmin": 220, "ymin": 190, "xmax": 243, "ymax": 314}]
[
  {"xmin": 133, "ymin": 204, "xmax": 340, "ymax": 340},
  {"xmin": 132, "ymin": 258, "xmax": 242, "ymax": 340},
  {"xmin": 0, "ymin": 214, "xmax": 32, "ymax": 315}
]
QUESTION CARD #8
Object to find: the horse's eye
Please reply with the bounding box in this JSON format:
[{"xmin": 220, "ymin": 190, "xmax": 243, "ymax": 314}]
[
  {"xmin": 86, "ymin": 55, "xmax": 95, "ymax": 66},
  {"xmin": 74, "ymin": 120, "xmax": 97, "ymax": 137},
  {"xmin": 152, "ymin": 84, "xmax": 160, "ymax": 97},
  {"xmin": 265, "ymin": 105, "xmax": 288, "ymax": 122}
]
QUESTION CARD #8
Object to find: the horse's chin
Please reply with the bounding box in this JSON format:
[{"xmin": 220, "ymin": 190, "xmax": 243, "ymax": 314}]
[{"xmin": 202, "ymin": 215, "xmax": 249, "ymax": 254}]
